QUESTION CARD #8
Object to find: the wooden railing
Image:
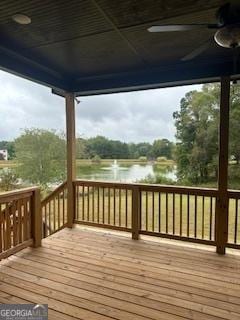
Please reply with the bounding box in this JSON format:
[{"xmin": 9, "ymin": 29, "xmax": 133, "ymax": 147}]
[
  {"xmin": 32, "ymin": 179, "xmax": 240, "ymax": 249},
  {"xmin": 227, "ymin": 190, "xmax": 240, "ymax": 248},
  {"xmin": 74, "ymin": 181, "xmax": 217, "ymax": 245},
  {"xmin": 0, "ymin": 187, "xmax": 41, "ymax": 260},
  {"xmin": 139, "ymin": 184, "xmax": 217, "ymax": 245},
  {"xmin": 41, "ymin": 182, "xmax": 68, "ymax": 237},
  {"xmin": 74, "ymin": 180, "xmax": 132, "ymax": 232}
]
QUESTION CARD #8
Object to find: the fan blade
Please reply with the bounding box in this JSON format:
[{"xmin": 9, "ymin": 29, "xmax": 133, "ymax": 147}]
[
  {"xmin": 181, "ymin": 39, "xmax": 212, "ymax": 61},
  {"xmin": 148, "ymin": 24, "xmax": 218, "ymax": 32}
]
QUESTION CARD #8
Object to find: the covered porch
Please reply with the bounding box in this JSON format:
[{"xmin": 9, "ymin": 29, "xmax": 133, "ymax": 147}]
[
  {"xmin": 1, "ymin": 226, "xmax": 240, "ymax": 320},
  {"xmin": 1, "ymin": 1, "xmax": 240, "ymax": 319}
]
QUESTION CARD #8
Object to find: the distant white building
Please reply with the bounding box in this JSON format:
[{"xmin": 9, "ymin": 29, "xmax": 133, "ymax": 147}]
[{"xmin": 0, "ymin": 149, "xmax": 8, "ymax": 160}]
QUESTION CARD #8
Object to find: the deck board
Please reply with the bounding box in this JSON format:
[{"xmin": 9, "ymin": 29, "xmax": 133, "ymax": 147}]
[{"xmin": 0, "ymin": 226, "xmax": 240, "ymax": 320}]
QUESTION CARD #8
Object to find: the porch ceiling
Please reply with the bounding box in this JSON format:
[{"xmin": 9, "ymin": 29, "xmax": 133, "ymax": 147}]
[{"xmin": 0, "ymin": 0, "xmax": 239, "ymax": 95}]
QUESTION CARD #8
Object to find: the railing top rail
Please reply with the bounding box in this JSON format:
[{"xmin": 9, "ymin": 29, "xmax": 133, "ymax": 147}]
[
  {"xmin": 41, "ymin": 181, "xmax": 67, "ymax": 206},
  {"xmin": 74, "ymin": 179, "xmax": 135, "ymax": 190},
  {"xmin": 0, "ymin": 186, "xmax": 38, "ymax": 204},
  {"xmin": 228, "ymin": 189, "xmax": 240, "ymax": 198},
  {"xmin": 74, "ymin": 179, "xmax": 218, "ymax": 196}
]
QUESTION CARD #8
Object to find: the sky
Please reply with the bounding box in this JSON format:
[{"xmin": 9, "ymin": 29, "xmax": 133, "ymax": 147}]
[{"xmin": 0, "ymin": 70, "xmax": 201, "ymax": 143}]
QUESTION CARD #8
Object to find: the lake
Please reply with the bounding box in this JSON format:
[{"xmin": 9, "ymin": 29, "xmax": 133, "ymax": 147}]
[
  {"xmin": 76, "ymin": 161, "xmax": 176, "ymax": 183},
  {"xmin": 0, "ymin": 160, "xmax": 177, "ymax": 185}
]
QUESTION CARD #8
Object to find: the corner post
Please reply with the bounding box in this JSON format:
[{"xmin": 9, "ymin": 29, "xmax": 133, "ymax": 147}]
[
  {"xmin": 32, "ymin": 188, "xmax": 42, "ymax": 247},
  {"xmin": 132, "ymin": 186, "xmax": 140, "ymax": 240},
  {"xmin": 216, "ymin": 76, "xmax": 230, "ymax": 254},
  {"xmin": 65, "ymin": 92, "xmax": 76, "ymax": 228}
]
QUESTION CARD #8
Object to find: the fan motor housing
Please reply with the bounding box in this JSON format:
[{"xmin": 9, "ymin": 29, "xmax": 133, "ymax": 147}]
[{"xmin": 214, "ymin": 25, "xmax": 240, "ymax": 48}]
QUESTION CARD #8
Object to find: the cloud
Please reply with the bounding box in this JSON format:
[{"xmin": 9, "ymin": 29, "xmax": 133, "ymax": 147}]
[{"xmin": 0, "ymin": 70, "xmax": 201, "ymax": 142}]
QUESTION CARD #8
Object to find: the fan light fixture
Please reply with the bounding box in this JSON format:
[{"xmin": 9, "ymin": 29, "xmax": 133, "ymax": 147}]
[
  {"xmin": 12, "ymin": 13, "xmax": 31, "ymax": 25},
  {"xmin": 214, "ymin": 25, "xmax": 240, "ymax": 48}
]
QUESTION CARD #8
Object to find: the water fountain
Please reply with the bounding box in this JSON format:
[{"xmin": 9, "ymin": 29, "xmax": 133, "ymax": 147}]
[{"xmin": 112, "ymin": 159, "xmax": 119, "ymax": 169}]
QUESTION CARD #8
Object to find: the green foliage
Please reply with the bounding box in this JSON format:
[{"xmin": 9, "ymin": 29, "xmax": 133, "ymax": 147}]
[
  {"xmin": 174, "ymin": 83, "xmax": 240, "ymax": 184},
  {"xmin": 75, "ymin": 136, "xmax": 175, "ymax": 160},
  {"xmin": 151, "ymin": 139, "xmax": 174, "ymax": 159},
  {"xmin": 138, "ymin": 156, "xmax": 147, "ymax": 162},
  {"xmin": 82, "ymin": 136, "xmax": 130, "ymax": 159},
  {"xmin": 129, "ymin": 142, "xmax": 152, "ymax": 159},
  {"xmin": 138, "ymin": 174, "xmax": 174, "ymax": 185},
  {"xmin": 157, "ymin": 156, "xmax": 167, "ymax": 162},
  {"xmin": 173, "ymin": 85, "xmax": 220, "ymax": 183},
  {"xmin": 91, "ymin": 155, "xmax": 101, "ymax": 164},
  {"xmin": 229, "ymin": 86, "xmax": 240, "ymax": 164},
  {"xmin": 76, "ymin": 137, "xmax": 86, "ymax": 159},
  {"xmin": 15, "ymin": 129, "xmax": 66, "ymax": 186},
  {"xmin": 0, "ymin": 141, "xmax": 15, "ymax": 159},
  {"xmin": 0, "ymin": 169, "xmax": 19, "ymax": 191}
]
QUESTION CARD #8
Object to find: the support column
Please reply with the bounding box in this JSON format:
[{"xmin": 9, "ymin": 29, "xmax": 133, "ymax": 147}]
[
  {"xmin": 216, "ymin": 76, "xmax": 230, "ymax": 254},
  {"xmin": 65, "ymin": 92, "xmax": 76, "ymax": 228},
  {"xmin": 31, "ymin": 188, "xmax": 42, "ymax": 247},
  {"xmin": 132, "ymin": 186, "xmax": 140, "ymax": 240}
]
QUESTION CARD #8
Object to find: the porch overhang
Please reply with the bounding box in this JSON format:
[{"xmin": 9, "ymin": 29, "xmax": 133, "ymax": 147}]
[{"xmin": 0, "ymin": 0, "xmax": 239, "ymax": 95}]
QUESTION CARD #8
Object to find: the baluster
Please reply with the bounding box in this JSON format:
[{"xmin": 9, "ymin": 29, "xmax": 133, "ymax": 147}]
[
  {"xmin": 187, "ymin": 194, "xmax": 190, "ymax": 237},
  {"xmin": 166, "ymin": 193, "xmax": 168, "ymax": 234},
  {"xmin": 202, "ymin": 196, "xmax": 205, "ymax": 239},
  {"xmin": 180, "ymin": 194, "xmax": 182, "ymax": 236},
  {"xmin": 158, "ymin": 192, "xmax": 161, "ymax": 233},
  {"xmin": 125, "ymin": 190, "xmax": 128, "ymax": 228},
  {"xmin": 234, "ymin": 199, "xmax": 238, "ymax": 244},
  {"xmin": 113, "ymin": 188, "xmax": 116, "ymax": 226},
  {"xmin": 210, "ymin": 197, "xmax": 213, "ymax": 240},
  {"xmin": 173, "ymin": 193, "xmax": 175, "ymax": 235},
  {"xmin": 194, "ymin": 195, "xmax": 197, "ymax": 238},
  {"xmin": 152, "ymin": 192, "xmax": 154, "ymax": 232},
  {"xmin": 119, "ymin": 189, "xmax": 121, "ymax": 227}
]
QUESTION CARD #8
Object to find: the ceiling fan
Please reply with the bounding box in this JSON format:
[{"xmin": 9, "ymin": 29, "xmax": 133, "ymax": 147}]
[{"xmin": 148, "ymin": 1, "xmax": 240, "ymax": 61}]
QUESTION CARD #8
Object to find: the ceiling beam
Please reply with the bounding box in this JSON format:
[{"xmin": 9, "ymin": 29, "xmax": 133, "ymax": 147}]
[
  {"xmin": 73, "ymin": 57, "xmax": 240, "ymax": 96},
  {"xmin": 0, "ymin": 45, "xmax": 68, "ymax": 90}
]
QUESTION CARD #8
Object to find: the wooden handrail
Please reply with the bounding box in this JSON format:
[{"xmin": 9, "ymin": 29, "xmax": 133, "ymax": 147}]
[
  {"xmin": 41, "ymin": 181, "xmax": 68, "ymax": 238},
  {"xmin": 0, "ymin": 186, "xmax": 38, "ymax": 204},
  {"xmin": 228, "ymin": 190, "xmax": 240, "ymax": 198},
  {"xmin": 41, "ymin": 181, "xmax": 67, "ymax": 206},
  {"xmin": 74, "ymin": 180, "xmax": 218, "ymax": 196},
  {"xmin": 0, "ymin": 186, "xmax": 41, "ymax": 260},
  {"xmin": 74, "ymin": 179, "xmax": 240, "ymax": 251}
]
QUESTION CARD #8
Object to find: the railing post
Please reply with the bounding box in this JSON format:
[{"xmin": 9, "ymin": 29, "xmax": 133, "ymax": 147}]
[
  {"xmin": 65, "ymin": 92, "xmax": 76, "ymax": 228},
  {"xmin": 132, "ymin": 186, "xmax": 140, "ymax": 240},
  {"xmin": 216, "ymin": 76, "xmax": 230, "ymax": 254},
  {"xmin": 31, "ymin": 188, "xmax": 42, "ymax": 247}
]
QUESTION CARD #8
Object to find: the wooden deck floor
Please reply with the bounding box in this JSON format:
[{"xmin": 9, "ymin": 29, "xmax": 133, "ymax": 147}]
[{"xmin": 0, "ymin": 227, "xmax": 240, "ymax": 320}]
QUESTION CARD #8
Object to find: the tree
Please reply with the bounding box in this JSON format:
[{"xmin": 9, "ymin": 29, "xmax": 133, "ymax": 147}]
[
  {"xmin": 173, "ymin": 85, "xmax": 220, "ymax": 183},
  {"xmin": 76, "ymin": 137, "xmax": 87, "ymax": 159},
  {"xmin": 229, "ymin": 84, "xmax": 240, "ymax": 163},
  {"xmin": 15, "ymin": 129, "xmax": 66, "ymax": 186},
  {"xmin": 0, "ymin": 169, "xmax": 18, "ymax": 191},
  {"xmin": 152, "ymin": 139, "xmax": 173, "ymax": 159},
  {"xmin": 85, "ymin": 136, "xmax": 130, "ymax": 159}
]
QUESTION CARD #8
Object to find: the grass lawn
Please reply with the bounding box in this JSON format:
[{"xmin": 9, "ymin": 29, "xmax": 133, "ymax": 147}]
[{"xmin": 0, "ymin": 160, "xmax": 17, "ymax": 168}]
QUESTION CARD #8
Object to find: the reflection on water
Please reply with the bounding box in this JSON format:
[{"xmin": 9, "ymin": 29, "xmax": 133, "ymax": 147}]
[
  {"xmin": 0, "ymin": 162, "xmax": 177, "ymax": 184},
  {"xmin": 77, "ymin": 163, "xmax": 176, "ymax": 183}
]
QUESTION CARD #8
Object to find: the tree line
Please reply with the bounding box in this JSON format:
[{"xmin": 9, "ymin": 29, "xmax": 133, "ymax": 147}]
[
  {"xmin": 77, "ymin": 136, "xmax": 174, "ymax": 160},
  {"xmin": 0, "ymin": 135, "xmax": 175, "ymax": 162}
]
